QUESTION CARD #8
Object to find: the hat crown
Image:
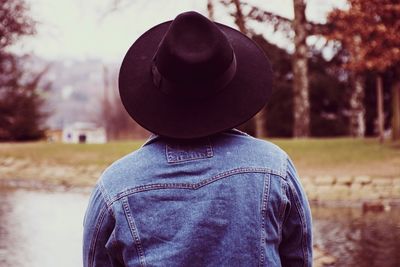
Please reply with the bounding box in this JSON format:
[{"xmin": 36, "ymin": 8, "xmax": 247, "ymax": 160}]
[{"xmin": 155, "ymin": 12, "xmax": 234, "ymax": 87}]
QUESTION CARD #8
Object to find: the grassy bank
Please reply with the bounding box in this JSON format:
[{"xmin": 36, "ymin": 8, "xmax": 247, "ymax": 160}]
[
  {"xmin": 273, "ymin": 138, "xmax": 400, "ymax": 178},
  {"xmin": 0, "ymin": 140, "xmax": 144, "ymax": 167},
  {"xmin": 0, "ymin": 138, "xmax": 399, "ymax": 187}
]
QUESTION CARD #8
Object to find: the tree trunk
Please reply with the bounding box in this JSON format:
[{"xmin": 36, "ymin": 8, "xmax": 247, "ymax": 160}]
[
  {"xmin": 254, "ymin": 107, "xmax": 267, "ymax": 138},
  {"xmin": 349, "ymin": 73, "xmax": 366, "ymax": 137},
  {"xmin": 102, "ymin": 65, "xmax": 113, "ymax": 139},
  {"xmin": 292, "ymin": 0, "xmax": 310, "ymax": 137},
  {"xmin": 392, "ymin": 81, "xmax": 400, "ymax": 140},
  {"xmin": 230, "ymin": 0, "xmax": 263, "ymax": 137},
  {"xmin": 376, "ymin": 75, "xmax": 384, "ymax": 143},
  {"xmin": 207, "ymin": 0, "xmax": 214, "ymax": 21},
  {"xmin": 348, "ymin": 34, "xmax": 366, "ymax": 138}
]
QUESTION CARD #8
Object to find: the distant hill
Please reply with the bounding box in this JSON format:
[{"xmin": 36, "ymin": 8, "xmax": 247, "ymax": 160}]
[{"xmin": 30, "ymin": 56, "xmax": 119, "ymax": 129}]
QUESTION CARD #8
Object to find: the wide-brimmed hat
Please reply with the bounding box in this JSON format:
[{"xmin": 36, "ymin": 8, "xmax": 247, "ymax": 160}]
[{"xmin": 119, "ymin": 11, "xmax": 272, "ymax": 139}]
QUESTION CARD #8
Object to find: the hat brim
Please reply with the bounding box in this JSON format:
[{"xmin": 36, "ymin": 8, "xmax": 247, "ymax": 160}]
[{"xmin": 119, "ymin": 21, "xmax": 272, "ymax": 139}]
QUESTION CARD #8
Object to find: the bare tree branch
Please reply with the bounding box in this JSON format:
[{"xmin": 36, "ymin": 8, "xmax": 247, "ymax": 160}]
[
  {"xmin": 236, "ymin": 2, "xmax": 331, "ymax": 38},
  {"xmin": 207, "ymin": 0, "xmax": 215, "ymax": 21}
]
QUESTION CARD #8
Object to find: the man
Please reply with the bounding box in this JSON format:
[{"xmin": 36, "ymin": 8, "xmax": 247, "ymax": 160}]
[{"xmin": 83, "ymin": 11, "xmax": 312, "ymax": 267}]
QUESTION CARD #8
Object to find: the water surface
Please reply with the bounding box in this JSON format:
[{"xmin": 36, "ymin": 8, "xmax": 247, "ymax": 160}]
[
  {"xmin": 0, "ymin": 188, "xmax": 88, "ymax": 267},
  {"xmin": 312, "ymin": 206, "xmax": 400, "ymax": 266}
]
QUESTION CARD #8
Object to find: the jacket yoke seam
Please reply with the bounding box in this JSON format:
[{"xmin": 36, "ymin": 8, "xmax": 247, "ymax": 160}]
[{"xmin": 107, "ymin": 167, "xmax": 286, "ymax": 205}]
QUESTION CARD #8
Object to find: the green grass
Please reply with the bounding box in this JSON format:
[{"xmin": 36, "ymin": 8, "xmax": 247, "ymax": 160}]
[
  {"xmin": 0, "ymin": 140, "xmax": 144, "ymax": 167},
  {"xmin": 271, "ymin": 138, "xmax": 400, "ymax": 177},
  {"xmin": 0, "ymin": 138, "xmax": 399, "ymax": 182}
]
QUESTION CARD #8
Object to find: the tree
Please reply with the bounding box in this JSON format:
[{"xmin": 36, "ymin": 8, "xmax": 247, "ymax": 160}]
[
  {"xmin": 327, "ymin": 0, "xmax": 400, "ymax": 141},
  {"xmin": 220, "ymin": 0, "xmax": 316, "ymax": 137},
  {"xmin": 207, "ymin": 0, "xmax": 215, "ymax": 21},
  {"xmin": 0, "ymin": 0, "xmax": 49, "ymax": 141},
  {"xmin": 393, "ymin": 79, "xmax": 400, "ymax": 140},
  {"xmin": 0, "ymin": 0, "xmax": 34, "ymax": 50},
  {"xmin": 0, "ymin": 58, "xmax": 50, "ymax": 140},
  {"xmin": 254, "ymin": 33, "xmax": 349, "ymax": 137},
  {"xmin": 99, "ymin": 66, "xmax": 149, "ymax": 140},
  {"xmin": 292, "ymin": 0, "xmax": 310, "ymax": 137},
  {"xmin": 213, "ymin": 0, "xmax": 265, "ymax": 137}
]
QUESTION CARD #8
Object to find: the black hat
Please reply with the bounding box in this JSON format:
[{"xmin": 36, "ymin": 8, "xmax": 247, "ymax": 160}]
[{"xmin": 119, "ymin": 11, "xmax": 272, "ymax": 139}]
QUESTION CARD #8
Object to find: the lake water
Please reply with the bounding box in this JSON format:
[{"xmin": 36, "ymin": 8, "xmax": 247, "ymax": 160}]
[{"xmin": 0, "ymin": 188, "xmax": 399, "ymax": 267}]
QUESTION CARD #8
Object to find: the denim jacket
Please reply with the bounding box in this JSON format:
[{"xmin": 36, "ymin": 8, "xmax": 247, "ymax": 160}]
[{"xmin": 83, "ymin": 129, "xmax": 312, "ymax": 267}]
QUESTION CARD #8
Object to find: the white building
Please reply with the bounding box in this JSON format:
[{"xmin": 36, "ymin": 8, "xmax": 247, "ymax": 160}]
[{"xmin": 62, "ymin": 122, "xmax": 107, "ymax": 144}]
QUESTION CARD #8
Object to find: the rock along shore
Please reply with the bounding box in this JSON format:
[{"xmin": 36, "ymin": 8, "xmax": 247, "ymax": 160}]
[{"xmin": 302, "ymin": 175, "xmax": 400, "ymax": 207}]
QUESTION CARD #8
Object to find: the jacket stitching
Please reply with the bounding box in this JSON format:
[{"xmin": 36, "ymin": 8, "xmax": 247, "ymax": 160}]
[
  {"xmin": 206, "ymin": 140, "xmax": 213, "ymax": 157},
  {"xmin": 165, "ymin": 139, "xmax": 214, "ymax": 164},
  {"xmin": 122, "ymin": 197, "xmax": 147, "ymax": 267},
  {"xmin": 288, "ymin": 181, "xmax": 309, "ymax": 267},
  {"xmin": 99, "ymin": 181, "xmax": 116, "ymax": 217},
  {"xmin": 88, "ymin": 204, "xmax": 108, "ymax": 267},
  {"xmin": 99, "ymin": 181, "xmax": 111, "ymax": 203},
  {"xmin": 281, "ymin": 183, "xmax": 292, "ymax": 227},
  {"xmin": 282, "ymin": 155, "xmax": 288, "ymax": 178},
  {"xmin": 259, "ymin": 173, "xmax": 270, "ymax": 267},
  {"xmin": 108, "ymin": 167, "xmax": 285, "ymax": 205},
  {"xmin": 278, "ymin": 179, "xmax": 288, "ymax": 244}
]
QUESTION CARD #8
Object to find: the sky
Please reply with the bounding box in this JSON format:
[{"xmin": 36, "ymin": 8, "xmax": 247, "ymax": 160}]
[{"xmin": 13, "ymin": 0, "xmax": 347, "ymax": 62}]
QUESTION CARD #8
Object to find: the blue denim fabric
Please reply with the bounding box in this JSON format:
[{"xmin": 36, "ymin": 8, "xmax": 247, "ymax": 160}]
[{"xmin": 83, "ymin": 129, "xmax": 312, "ymax": 267}]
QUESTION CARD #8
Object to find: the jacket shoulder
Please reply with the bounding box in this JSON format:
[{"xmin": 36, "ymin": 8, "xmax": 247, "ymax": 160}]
[
  {"xmin": 97, "ymin": 144, "xmax": 161, "ymax": 197},
  {"xmin": 245, "ymin": 137, "xmax": 288, "ymax": 176},
  {"xmin": 214, "ymin": 132, "xmax": 289, "ymax": 177}
]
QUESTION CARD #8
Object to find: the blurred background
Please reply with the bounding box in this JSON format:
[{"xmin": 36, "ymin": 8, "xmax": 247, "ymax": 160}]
[{"xmin": 0, "ymin": 0, "xmax": 399, "ymax": 266}]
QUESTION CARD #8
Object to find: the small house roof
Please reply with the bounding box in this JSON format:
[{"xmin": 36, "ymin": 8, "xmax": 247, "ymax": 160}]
[{"xmin": 64, "ymin": 122, "xmax": 102, "ymax": 131}]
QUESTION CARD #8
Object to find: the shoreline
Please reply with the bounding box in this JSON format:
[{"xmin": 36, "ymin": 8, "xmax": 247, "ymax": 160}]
[
  {"xmin": 1, "ymin": 154, "xmax": 399, "ymax": 208},
  {"xmin": 0, "ymin": 178, "xmax": 93, "ymax": 193}
]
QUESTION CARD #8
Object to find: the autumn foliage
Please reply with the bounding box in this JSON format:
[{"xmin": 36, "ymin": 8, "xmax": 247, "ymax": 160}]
[{"xmin": 327, "ymin": 0, "xmax": 400, "ymax": 73}]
